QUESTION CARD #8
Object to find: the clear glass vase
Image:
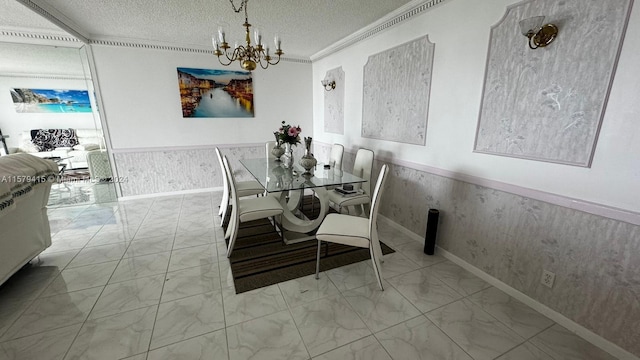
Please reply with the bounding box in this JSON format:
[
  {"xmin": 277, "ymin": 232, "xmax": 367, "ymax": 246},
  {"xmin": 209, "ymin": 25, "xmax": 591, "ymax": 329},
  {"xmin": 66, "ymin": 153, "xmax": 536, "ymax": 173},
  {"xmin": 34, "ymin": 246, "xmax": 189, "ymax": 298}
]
[{"xmin": 282, "ymin": 143, "xmax": 294, "ymax": 168}]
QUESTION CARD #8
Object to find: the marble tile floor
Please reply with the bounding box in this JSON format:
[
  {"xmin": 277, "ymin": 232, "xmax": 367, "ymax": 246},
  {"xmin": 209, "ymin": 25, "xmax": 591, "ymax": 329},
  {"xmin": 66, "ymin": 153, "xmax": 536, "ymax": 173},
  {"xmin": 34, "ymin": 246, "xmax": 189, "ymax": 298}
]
[{"xmin": 0, "ymin": 192, "xmax": 620, "ymax": 360}]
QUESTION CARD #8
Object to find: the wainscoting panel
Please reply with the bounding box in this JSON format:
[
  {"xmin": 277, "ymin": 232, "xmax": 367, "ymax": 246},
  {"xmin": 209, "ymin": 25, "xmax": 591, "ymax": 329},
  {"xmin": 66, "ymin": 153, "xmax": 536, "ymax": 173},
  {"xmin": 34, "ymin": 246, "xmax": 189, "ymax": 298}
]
[
  {"xmin": 474, "ymin": 0, "xmax": 633, "ymax": 166},
  {"xmin": 362, "ymin": 36, "xmax": 434, "ymax": 145},
  {"xmin": 112, "ymin": 144, "xmax": 307, "ymax": 197},
  {"xmin": 323, "ymin": 67, "xmax": 345, "ymax": 135},
  {"xmin": 314, "ymin": 142, "xmax": 640, "ymax": 357}
]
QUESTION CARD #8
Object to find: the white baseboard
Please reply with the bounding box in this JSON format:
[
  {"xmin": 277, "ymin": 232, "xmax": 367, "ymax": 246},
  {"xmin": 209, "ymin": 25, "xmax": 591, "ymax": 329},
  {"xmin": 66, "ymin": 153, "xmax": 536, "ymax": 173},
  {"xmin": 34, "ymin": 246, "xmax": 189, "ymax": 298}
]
[
  {"xmin": 379, "ymin": 214, "xmax": 425, "ymax": 243},
  {"xmin": 378, "ymin": 215, "xmax": 639, "ymax": 360},
  {"xmin": 118, "ymin": 187, "xmax": 223, "ymax": 201}
]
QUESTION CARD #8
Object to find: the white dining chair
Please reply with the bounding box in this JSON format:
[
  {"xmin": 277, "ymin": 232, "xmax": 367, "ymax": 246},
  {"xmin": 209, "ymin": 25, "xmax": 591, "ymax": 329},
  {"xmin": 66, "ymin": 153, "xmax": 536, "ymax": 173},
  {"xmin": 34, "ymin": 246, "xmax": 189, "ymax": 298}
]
[
  {"xmin": 215, "ymin": 147, "xmax": 264, "ymax": 224},
  {"xmin": 266, "ymin": 141, "xmax": 277, "ymax": 159},
  {"xmin": 315, "ymin": 164, "xmax": 389, "ymax": 290},
  {"xmin": 328, "ymin": 148, "xmax": 374, "ymax": 216},
  {"xmin": 329, "ymin": 143, "xmax": 344, "ymax": 170},
  {"xmin": 222, "ymin": 156, "xmax": 284, "ymax": 257}
]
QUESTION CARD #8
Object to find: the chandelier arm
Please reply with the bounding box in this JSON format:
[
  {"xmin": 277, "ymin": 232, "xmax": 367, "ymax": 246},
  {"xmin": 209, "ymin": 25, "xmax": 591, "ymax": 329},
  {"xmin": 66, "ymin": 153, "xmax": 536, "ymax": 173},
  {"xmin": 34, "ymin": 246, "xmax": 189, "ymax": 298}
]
[
  {"xmin": 216, "ymin": 53, "xmax": 235, "ymax": 66},
  {"xmin": 257, "ymin": 56, "xmax": 269, "ymax": 69},
  {"xmin": 225, "ymin": 46, "xmax": 244, "ymax": 62},
  {"xmin": 266, "ymin": 55, "xmax": 282, "ymax": 66}
]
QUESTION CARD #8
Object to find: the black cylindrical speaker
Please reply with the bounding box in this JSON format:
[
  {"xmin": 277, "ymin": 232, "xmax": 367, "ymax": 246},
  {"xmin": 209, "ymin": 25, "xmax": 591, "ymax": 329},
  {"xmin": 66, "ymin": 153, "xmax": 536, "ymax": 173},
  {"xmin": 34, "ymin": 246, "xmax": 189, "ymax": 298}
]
[{"xmin": 424, "ymin": 209, "xmax": 439, "ymax": 255}]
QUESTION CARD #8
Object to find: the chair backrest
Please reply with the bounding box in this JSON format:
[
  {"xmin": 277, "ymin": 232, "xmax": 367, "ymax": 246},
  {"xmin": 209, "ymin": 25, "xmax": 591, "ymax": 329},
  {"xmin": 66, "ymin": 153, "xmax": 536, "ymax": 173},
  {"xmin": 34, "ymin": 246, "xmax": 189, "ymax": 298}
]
[
  {"xmin": 222, "ymin": 156, "xmax": 239, "ymax": 219},
  {"xmin": 368, "ymin": 164, "xmax": 389, "ymax": 238},
  {"xmin": 329, "ymin": 143, "xmax": 344, "ymax": 170},
  {"xmin": 266, "ymin": 141, "xmax": 277, "ymax": 159},
  {"xmin": 352, "ymin": 148, "xmax": 374, "ymax": 195},
  {"xmin": 215, "ymin": 147, "xmax": 229, "ymax": 196}
]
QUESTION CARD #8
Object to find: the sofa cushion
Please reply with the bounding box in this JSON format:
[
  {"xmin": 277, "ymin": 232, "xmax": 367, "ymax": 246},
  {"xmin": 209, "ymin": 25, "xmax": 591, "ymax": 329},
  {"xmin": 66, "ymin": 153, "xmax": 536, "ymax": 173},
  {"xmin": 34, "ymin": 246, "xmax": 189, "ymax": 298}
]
[{"xmin": 30, "ymin": 129, "xmax": 78, "ymax": 152}]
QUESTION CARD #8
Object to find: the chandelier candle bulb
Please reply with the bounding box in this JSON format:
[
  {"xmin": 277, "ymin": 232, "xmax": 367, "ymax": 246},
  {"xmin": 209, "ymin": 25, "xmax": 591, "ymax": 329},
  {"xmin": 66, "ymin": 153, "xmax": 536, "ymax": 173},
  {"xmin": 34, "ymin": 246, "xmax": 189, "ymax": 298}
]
[
  {"xmin": 274, "ymin": 35, "xmax": 281, "ymax": 51},
  {"xmin": 254, "ymin": 29, "xmax": 261, "ymax": 46},
  {"xmin": 212, "ymin": 36, "xmax": 219, "ymax": 51},
  {"xmin": 218, "ymin": 28, "xmax": 226, "ymax": 43}
]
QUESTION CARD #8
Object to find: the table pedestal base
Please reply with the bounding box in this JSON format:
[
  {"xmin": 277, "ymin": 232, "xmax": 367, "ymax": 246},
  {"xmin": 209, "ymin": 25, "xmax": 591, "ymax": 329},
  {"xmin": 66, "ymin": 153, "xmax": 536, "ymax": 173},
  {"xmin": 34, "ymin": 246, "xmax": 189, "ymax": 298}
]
[{"xmin": 276, "ymin": 187, "xmax": 330, "ymax": 244}]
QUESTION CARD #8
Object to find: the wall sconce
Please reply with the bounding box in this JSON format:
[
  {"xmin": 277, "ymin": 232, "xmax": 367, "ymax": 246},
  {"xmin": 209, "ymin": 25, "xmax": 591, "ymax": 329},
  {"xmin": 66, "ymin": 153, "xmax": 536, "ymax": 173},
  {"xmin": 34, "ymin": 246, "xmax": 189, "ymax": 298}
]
[
  {"xmin": 519, "ymin": 16, "xmax": 558, "ymax": 49},
  {"xmin": 321, "ymin": 79, "xmax": 336, "ymax": 91}
]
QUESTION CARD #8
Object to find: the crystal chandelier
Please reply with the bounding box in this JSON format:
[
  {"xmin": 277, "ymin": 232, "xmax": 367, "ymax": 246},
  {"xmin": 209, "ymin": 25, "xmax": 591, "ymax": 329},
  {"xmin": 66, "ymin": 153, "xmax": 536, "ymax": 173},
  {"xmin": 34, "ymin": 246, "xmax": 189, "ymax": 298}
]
[{"xmin": 212, "ymin": 0, "xmax": 283, "ymax": 71}]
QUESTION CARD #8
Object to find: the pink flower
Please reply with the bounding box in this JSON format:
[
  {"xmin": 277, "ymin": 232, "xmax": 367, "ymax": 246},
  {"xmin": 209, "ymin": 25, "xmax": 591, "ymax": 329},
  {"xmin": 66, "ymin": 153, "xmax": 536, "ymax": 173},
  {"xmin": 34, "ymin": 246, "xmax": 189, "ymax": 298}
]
[{"xmin": 288, "ymin": 127, "xmax": 298, "ymax": 137}]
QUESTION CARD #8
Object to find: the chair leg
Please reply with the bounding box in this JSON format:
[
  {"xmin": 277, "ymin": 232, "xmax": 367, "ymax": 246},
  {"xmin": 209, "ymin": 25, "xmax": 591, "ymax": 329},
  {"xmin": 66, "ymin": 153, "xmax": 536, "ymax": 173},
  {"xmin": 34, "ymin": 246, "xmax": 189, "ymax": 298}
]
[
  {"xmin": 219, "ymin": 190, "xmax": 228, "ymax": 216},
  {"xmin": 227, "ymin": 217, "xmax": 240, "ymax": 258},
  {"xmin": 315, "ymin": 240, "xmax": 321, "ymax": 279},
  {"xmin": 371, "ymin": 227, "xmax": 384, "ymax": 264},
  {"xmin": 225, "ymin": 209, "xmax": 236, "ymax": 240},
  {"xmin": 221, "ymin": 204, "xmax": 230, "ymax": 228},
  {"xmin": 370, "ymin": 244, "xmax": 384, "ymax": 291}
]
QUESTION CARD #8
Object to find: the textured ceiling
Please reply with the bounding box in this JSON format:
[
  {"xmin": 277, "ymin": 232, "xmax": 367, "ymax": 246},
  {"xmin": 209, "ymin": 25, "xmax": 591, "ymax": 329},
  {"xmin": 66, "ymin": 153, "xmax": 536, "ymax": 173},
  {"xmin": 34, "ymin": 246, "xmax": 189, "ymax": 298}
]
[
  {"xmin": 0, "ymin": 0, "xmax": 85, "ymax": 76},
  {"xmin": 0, "ymin": 0, "xmax": 420, "ymax": 76},
  {"xmin": 27, "ymin": 0, "xmax": 414, "ymax": 58},
  {"xmin": 0, "ymin": 0, "xmax": 64, "ymax": 34}
]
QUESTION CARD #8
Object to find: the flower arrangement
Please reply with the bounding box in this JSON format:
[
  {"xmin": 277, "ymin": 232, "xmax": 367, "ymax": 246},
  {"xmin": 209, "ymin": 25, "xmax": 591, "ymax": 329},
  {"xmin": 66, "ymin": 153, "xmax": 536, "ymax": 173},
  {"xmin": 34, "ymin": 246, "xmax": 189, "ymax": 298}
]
[{"xmin": 274, "ymin": 121, "xmax": 302, "ymax": 146}]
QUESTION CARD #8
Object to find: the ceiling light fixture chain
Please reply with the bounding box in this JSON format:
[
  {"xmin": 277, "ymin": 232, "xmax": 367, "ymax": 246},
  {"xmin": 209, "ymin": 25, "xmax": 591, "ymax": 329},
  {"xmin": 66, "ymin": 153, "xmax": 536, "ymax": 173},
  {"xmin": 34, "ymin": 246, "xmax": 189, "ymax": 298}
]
[
  {"xmin": 228, "ymin": 0, "xmax": 246, "ymax": 16},
  {"xmin": 213, "ymin": 0, "xmax": 283, "ymax": 71}
]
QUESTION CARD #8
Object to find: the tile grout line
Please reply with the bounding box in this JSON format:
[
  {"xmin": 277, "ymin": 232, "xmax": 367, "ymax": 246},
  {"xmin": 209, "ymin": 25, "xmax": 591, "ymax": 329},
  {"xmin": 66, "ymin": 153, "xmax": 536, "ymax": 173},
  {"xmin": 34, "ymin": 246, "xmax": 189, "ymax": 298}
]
[
  {"xmin": 278, "ymin": 282, "xmax": 313, "ymax": 359},
  {"xmin": 60, "ymin": 202, "xmax": 152, "ymax": 360},
  {"xmin": 145, "ymin": 196, "xmax": 184, "ymax": 354},
  {"xmin": 1, "ymin": 206, "xmax": 124, "ymax": 347}
]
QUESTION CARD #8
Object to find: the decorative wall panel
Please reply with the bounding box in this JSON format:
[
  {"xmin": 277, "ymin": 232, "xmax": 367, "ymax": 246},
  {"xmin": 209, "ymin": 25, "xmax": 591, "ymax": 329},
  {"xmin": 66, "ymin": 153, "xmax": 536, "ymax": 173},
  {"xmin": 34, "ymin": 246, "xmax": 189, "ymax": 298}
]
[
  {"xmin": 323, "ymin": 67, "xmax": 345, "ymax": 134},
  {"xmin": 362, "ymin": 36, "xmax": 434, "ymax": 145},
  {"xmin": 314, "ymin": 142, "xmax": 640, "ymax": 356},
  {"xmin": 113, "ymin": 145, "xmax": 305, "ymax": 197},
  {"xmin": 474, "ymin": 0, "xmax": 633, "ymax": 166}
]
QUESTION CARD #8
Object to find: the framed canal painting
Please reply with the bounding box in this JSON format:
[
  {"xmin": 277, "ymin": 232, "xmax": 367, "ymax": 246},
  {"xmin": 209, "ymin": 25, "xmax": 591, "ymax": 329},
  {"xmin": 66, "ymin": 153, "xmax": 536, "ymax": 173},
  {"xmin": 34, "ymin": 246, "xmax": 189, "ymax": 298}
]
[
  {"xmin": 177, "ymin": 67, "xmax": 254, "ymax": 118},
  {"xmin": 11, "ymin": 88, "xmax": 92, "ymax": 113}
]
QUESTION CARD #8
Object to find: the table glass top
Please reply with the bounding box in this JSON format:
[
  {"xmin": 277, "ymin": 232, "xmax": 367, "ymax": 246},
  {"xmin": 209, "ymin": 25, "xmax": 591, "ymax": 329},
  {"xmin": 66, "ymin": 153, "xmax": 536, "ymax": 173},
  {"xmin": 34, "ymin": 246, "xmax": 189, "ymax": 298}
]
[{"xmin": 240, "ymin": 158, "xmax": 365, "ymax": 193}]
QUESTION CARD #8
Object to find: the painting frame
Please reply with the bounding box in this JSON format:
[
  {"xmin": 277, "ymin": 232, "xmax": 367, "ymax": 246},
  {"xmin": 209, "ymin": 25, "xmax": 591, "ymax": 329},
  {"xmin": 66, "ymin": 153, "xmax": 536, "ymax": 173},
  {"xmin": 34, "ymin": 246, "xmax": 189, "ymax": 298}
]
[
  {"xmin": 11, "ymin": 88, "xmax": 93, "ymax": 113},
  {"xmin": 177, "ymin": 67, "xmax": 254, "ymax": 118}
]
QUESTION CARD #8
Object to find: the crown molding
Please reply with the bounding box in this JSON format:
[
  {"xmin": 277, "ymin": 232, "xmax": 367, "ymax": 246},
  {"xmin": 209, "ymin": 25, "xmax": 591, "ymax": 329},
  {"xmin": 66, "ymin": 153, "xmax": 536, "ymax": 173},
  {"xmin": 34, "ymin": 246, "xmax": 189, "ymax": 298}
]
[
  {"xmin": 0, "ymin": 29, "xmax": 82, "ymax": 47},
  {"xmin": 0, "ymin": 73, "xmax": 88, "ymax": 80},
  {"xmin": 88, "ymin": 38, "xmax": 312, "ymax": 64},
  {"xmin": 17, "ymin": 0, "xmax": 89, "ymax": 43},
  {"xmin": 310, "ymin": 0, "xmax": 449, "ymax": 61}
]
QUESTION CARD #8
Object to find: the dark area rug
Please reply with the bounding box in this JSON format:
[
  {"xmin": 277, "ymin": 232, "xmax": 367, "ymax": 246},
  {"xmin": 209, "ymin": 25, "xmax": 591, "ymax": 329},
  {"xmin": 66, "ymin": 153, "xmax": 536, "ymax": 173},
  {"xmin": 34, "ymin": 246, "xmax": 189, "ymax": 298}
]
[{"xmin": 224, "ymin": 195, "xmax": 394, "ymax": 293}]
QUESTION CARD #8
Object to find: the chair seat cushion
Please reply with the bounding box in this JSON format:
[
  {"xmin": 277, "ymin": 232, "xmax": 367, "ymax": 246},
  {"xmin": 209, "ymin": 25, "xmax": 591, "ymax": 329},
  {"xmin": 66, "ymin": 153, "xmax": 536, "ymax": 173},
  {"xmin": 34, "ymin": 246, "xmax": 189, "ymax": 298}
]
[
  {"xmin": 328, "ymin": 190, "xmax": 371, "ymax": 207},
  {"xmin": 237, "ymin": 180, "xmax": 264, "ymax": 197},
  {"xmin": 316, "ymin": 214, "xmax": 370, "ymax": 248},
  {"xmin": 239, "ymin": 195, "xmax": 283, "ymax": 222}
]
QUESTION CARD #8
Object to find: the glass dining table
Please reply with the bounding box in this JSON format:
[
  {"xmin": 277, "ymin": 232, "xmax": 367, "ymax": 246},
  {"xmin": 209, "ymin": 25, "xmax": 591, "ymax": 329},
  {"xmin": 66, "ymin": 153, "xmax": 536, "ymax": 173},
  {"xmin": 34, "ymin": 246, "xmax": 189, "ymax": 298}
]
[{"xmin": 240, "ymin": 157, "xmax": 366, "ymax": 243}]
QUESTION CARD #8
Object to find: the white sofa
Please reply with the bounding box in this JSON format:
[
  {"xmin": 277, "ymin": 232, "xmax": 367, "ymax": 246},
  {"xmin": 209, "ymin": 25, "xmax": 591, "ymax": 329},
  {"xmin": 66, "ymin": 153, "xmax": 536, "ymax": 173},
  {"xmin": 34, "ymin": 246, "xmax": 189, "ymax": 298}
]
[
  {"xmin": 0, "ymin": 154, "xmax": 57, "ymax": 286},
  {"xmin": 16, "ymin": 128, "xmax": 105, "ymax": 169}
]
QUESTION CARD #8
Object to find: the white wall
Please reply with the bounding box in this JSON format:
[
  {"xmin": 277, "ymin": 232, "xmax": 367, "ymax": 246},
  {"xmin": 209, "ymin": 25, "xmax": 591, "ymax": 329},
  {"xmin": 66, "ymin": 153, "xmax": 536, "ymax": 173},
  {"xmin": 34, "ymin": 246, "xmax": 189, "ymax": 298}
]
[
  {"xmin": 90, "ymin": 46, "xmax": 313, "ymax": 150},
  {"xmin": 0, "ymin": 76, "xmax": 96, "ymax": 149},
  {"xmin": 312, "ymin": 0, "xmax": 640, "ymax": 214}
]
